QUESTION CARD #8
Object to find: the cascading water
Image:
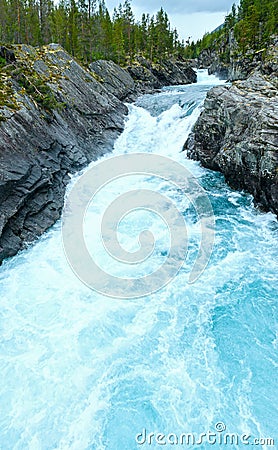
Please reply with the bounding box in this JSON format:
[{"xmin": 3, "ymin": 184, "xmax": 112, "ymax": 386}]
[{"xmin": 0, "ymin": 71, "xmax": 277, "ymax": 450}]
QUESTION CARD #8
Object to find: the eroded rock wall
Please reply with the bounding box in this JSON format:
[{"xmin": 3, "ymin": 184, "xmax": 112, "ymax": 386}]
[
  {"xmin": 184, "ymin": 73, "xmax": 278, "ymax": 215},
  {"xmin": 0, "ymin": 44, "xmax": 197, "ymax": 262},
  {"xmin": 0, "ymin": 44, "xmax": 128, "ymax": 261}
]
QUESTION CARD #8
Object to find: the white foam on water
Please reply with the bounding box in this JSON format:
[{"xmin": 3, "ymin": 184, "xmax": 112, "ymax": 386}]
[{"xmin": 0, "ymin": 71, "xmax": 277, "ymax": 450}]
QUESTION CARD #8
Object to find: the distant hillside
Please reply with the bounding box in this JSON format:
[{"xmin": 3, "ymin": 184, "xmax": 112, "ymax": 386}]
[{"xmin": 185, "ymin": 0, "xmax": 278, "ymax": 60}]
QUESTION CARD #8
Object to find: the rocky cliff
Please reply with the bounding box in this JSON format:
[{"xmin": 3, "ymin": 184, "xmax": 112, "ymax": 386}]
[
  {"xmin": 198, "ymin": 34, "xmax": 278, "ymax": 82},
  {"xmin": 0, "ymin": 44, "xmax": 197, "ymax": 262},
  {"xmin": 89, "ymin": 59, "xmax": 137, "ymax": 101},
  {"xmin": 127, "ymin": 57, "xmax": 197, "ymax": 93},
  {"xmin": 184, "ymin": 73, "xmax": 278, "ymax": 216},
  {"xmin": 89, "ymin": 56, "xmax": 197, "ymax": 99},
  {"xmin": 0, "ymin": 44, "xmax": 129, "ymax": 262}
]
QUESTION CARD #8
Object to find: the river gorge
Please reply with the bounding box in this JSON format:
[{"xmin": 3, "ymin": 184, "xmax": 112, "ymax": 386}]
[{"xmin": 0, "ymin": 71, "xmax": 277, "ymax": 449}]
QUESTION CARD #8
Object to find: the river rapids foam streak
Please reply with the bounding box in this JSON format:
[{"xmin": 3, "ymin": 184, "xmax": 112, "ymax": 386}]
[{"xmin": 0, "ymin": 71, "xmax": 277, "ymax": 450}]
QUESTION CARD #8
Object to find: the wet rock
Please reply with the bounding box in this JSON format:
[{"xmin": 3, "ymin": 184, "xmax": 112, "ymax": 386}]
[{"xmin": 184, "ymin": 73, "xmax": 278, "ymax": 216}]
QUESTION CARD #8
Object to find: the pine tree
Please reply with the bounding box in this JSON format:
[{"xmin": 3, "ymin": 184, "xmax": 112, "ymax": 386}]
[
  {"xmin": 0, "ymin": 0, "xmax": 190, "ymax": 64},
  {"xmin": 122, "ymin": 0, "xmax": 134, "ymax": 62},
  {"xmin": 189, "ymin": 0, "xmax": 277, "ymax": 58},
  {"xmin": 67, "ymin": 0, "xmax": 79, "ymax": 56}
]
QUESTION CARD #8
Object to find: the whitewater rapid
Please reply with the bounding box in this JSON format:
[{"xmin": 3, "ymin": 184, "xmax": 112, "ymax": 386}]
[{"xmin": 0, "ymin": 71, "xmax": 277, "ymax": 450}]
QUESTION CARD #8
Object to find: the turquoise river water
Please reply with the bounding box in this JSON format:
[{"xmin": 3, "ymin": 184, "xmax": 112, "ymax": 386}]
[{"xmin": 0, "ymin": 71, "xmax": 277, "ymax": 449}]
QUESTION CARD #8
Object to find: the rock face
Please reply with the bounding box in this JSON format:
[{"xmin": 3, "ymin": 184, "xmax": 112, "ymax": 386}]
[
  {"xmin": 89, "ymin": 59, "xmax": 136, "ymax": 101},
  {"xmin": 184, "ymin": 73, "xmax": 278, "ymax": 216},
  {"xmin": 198, "ymin": 35, "xmax": 278, "ymax": 82},
  {"xmin": 90, "ymin": 57, "xmax": 197, "ymax": 99},
  {"xmin": 126, "ymin": 58, "xmax": 197, "ymax": 93},
  {"xmin": 0, "ymin": 44, "xmax": 128, "ymax": 262},
  {"xmin": 0, "ymin": 44, "xmax": 197, "ymax": 263}
]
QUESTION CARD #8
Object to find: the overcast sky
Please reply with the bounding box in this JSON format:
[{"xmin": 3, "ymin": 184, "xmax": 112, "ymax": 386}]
[{"xmin": 105, "ymin": 0, "xmax": 239, "ymax": 42}]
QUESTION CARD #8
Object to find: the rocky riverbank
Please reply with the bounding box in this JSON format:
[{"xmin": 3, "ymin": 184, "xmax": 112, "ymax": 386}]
[
  {"xmin": 198, "ymin": 34, "xmax": 278, "ymax": 82},
  {"xmin": 186, "ymin": 31, "xmax": 278, "ymax": 217},
  {"xmin": 0, "ymin": 44, "xmax": 196, "ymax": 262},
  {"xmin": 184, "ymin": 72, "xmax": 278, "ymax": 216},
  {"xmin": 89, "ymin": 56, "xmax": 197, "ymax": 100}
]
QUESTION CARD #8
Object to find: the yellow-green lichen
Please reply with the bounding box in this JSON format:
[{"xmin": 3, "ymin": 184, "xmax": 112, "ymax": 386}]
[
  {"xmin": 0, "ymin": 45, "xmax": 68, "ymax": 115},
  {"xmin": 89, "ymin": 71, "xmax": 104, "ymax": 83}
]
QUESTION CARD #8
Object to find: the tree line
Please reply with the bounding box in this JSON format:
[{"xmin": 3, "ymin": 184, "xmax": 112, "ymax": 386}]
[
  {"xmin": 184, "ymin": 0, "xmax": 278, "ymax": 59},
  {"xmin": 0, "ymin": 0, "xmax": 185, "ymax": 64}
]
